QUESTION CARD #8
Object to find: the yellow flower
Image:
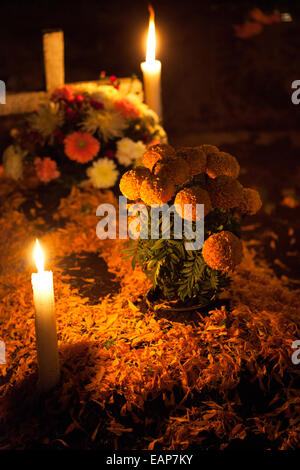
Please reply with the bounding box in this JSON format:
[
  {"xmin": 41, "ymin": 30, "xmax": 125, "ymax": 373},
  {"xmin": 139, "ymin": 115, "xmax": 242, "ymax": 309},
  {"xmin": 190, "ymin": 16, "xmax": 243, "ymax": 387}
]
[
  {"xmin": 2, "ymin": 145, "xmax": 27, "ymax": 180},
  {"xmin": 82, "ymin": 108, "xmax": 127, "ymax": 142},
  {"xmin": 202, "ymin": 231, "xmax": 243, "ymax": 272},
  {"xmin": 86, "ymin": 157, "xmax": 119, "ymax": 189},
  {"xmin": 27, "ymin": 102, "xmax": 64, "ymax": 139}
]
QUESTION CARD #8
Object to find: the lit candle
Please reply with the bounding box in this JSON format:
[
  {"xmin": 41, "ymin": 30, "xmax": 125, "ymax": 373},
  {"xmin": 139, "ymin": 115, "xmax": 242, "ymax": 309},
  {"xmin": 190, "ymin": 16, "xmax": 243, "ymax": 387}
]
[
  {"xmin": 31, "ymin": 240, "xmax": 59, "ymax": 392},
  {"xmin": 141, "ymin": 5, "xmax": 162, "ymax": 119}
]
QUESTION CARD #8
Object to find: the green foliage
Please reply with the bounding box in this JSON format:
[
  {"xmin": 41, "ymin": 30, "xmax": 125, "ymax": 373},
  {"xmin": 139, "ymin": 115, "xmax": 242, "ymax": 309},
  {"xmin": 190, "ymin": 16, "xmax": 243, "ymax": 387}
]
[{"xmin": 123, "ymin": 206, "xmax": 239, "ymax": 303}]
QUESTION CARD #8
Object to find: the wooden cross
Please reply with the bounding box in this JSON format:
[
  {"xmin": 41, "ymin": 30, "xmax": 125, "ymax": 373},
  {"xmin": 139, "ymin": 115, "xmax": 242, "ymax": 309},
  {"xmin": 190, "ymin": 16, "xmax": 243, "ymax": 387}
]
[{"xmin": 0, "ymin": 29, "xmax": 142, "ymax": 116}]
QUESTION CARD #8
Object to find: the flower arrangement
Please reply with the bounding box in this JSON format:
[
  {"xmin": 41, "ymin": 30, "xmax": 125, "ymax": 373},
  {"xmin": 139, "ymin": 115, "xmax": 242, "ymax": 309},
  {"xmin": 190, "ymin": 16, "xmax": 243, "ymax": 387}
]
[
  {"xmin": 120, "ymin": 144, "xmax": 262, "ymax": 305},
  {"xmin": 2, "ymin": 76, "xmax": 167, "ymax": 188}
]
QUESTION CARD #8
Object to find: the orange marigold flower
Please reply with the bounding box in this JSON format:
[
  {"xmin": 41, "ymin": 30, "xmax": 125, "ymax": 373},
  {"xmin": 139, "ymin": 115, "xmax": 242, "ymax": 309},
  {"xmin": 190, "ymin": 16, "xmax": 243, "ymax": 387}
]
[
  {"xmin": 200, "ymin": 144, "xmax": 219, "ymax": 156},
  {"xmin": 202, "ymin": 231, "xmax": 243, "ymax": 272},
  {"xmin": 119, "ymin": 167, "xmax": 151, "ymax": 200},
  {"xmin": 174, "ymin": 186, "xmax": 211, "ymax": 221},
  {"xmin": 64, "ymin": 132, "xmax": 100, "ymax": 163},
  {"xmin": 176, "ymin": 147, "xmax": 207, "ymax": 176},
  {"xmin": 140, "ymin": 175, "xmax": 175, "ymax": 205},
  {"xmin": 206, "ymin": 151, "xmax": 240, "ymax": 179},
  {"xmin": 153, "ymin": 156, "xmax": 190, "ymax": 185},
  {"xmin": 207, "ymin": 175, "xmax": 243, "ymax": 210},
  {"xmin": 237, "ymin": 187, "xmax": 262, "ymax": 215},
  {"xmin": 142, "ymin": 143, "xmax": 175, "ymax": 170}
]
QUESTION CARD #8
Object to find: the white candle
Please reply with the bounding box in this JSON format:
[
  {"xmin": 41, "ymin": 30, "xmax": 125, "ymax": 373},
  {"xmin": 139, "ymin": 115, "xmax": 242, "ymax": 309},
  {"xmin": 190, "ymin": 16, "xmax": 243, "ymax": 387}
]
[
  {"xmin": 141, "ymin": 5, "xmax": 162, "ymax": 119},
  {"xmin": 31, "ymin": 240, "xmax": 59, "ymax": 392}
]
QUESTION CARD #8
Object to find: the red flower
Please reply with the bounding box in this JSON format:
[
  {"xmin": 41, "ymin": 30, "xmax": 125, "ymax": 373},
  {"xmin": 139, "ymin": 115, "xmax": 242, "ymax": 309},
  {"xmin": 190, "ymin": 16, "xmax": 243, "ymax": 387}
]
[
  {"xmin": 53, "ymin": 129, "xmax": 65, "ymax": 144},
  {"xmin": 28, "ymin": 131, "xmax": 44, "ymax": 145},
  {"xmin": 64, "ymin": 132, "xmax": 100, "ymax": 163},
  {"xmin": 90, "ymin": 99, "xmax": 104, "ymax": 110},
  {"xmin": 75, "ymin": 93, "xmax": 84, "ymax": 102},
  {"xmin": 74, "ymin": 94, "xmax": 85, "ymax": 108},
  {"xmin": 34, "ymin": 157, "xmax": 60, "ymax": 183},
  {"xmin": 65, "ymin": 106, "xmax": 80, "ymax": 123},
  {"xmin": 109, "ymin": 75, "xmax": 120, "ymax": 89}
]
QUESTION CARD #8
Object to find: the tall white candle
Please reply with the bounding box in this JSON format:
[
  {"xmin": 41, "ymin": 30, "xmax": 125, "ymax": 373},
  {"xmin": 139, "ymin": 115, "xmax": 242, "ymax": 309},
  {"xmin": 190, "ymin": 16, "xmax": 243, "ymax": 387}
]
[
  {"xmin": 141, "ymin": 5, "xmax": 162, "ymax": 119},
  {"xmin": 31, "ymin": 240, "xmax": 59, "ymax": 392}
]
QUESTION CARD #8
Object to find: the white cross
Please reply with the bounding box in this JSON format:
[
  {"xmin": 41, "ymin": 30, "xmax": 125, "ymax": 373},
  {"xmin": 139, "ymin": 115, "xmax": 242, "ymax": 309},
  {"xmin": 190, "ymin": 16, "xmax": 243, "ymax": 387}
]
[{"xmin": 0, "ymin": 29, "xmax": 142, "ymax": 116}]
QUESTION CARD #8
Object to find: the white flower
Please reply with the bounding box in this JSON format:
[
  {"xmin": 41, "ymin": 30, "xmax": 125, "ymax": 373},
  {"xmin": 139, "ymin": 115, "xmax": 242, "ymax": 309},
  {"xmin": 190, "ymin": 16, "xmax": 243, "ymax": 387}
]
[
  {"xmin": 116, "ymin": 138, "xmax": 146, "ymax": 166},
  {"xmin": 81, "ymin": 108, "xmax": 127, "ymax": 142},
  {"xmin": 90, "ymin": 85, "xmax": 120, "ymax": 110},
  {"xmin": 2, "ymin": 145, "xmax": 27, "ymax": 180},
  {"xmin": 139, "ymin": 103, "xmax": 160, "ymax": 125},
  {"xmin": 86, "ymin": 157, "xmax": 119, "ymax": 189},
  {"xmin": 125, "ymin": 92, "xmax": 143, "ymax": 106},
  {"xmin": 27, "ymin": 102, "xmax": 64, "ymax": 139}
]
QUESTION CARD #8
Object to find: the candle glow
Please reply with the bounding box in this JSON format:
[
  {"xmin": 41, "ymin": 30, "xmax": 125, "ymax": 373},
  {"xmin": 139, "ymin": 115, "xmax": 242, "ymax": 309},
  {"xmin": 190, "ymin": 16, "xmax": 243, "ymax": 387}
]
[
  {"xmin": 34, "ymin": 239, "xmax": 44, "ymax": 273},
  {"xmin": 141, "ymin": 4, "xmax": 162, "ymax": 118},
  {"xmin": 31, "ymin": 239, "xmax": 59, "ymax": 392},
  {"xmin": 146, "ymin": 5, "xmax": 156, "ymax": 63}
]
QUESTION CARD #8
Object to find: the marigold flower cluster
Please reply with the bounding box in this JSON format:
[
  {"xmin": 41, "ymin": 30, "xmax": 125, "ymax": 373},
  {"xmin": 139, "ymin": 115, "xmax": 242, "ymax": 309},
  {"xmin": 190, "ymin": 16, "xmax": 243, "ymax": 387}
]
[{"xmin": 119, "ymin": 143, "xmax": 262, "ymax": 273}]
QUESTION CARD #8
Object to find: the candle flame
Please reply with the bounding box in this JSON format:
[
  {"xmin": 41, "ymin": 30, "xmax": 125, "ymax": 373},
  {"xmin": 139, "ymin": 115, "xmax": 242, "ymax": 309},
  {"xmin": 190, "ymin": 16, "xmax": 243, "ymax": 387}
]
[
  {"xmin": 146, "ymin": 4, "xmax": 156, "ymax": 63},
  {"xmin": 34, "ymin": 239, "xmax": 45, "ymax": 273}
]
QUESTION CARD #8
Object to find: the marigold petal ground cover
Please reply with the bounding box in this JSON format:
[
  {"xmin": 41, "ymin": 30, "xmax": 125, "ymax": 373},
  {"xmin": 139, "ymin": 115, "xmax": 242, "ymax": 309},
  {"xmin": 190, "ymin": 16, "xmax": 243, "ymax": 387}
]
[{"xmin": 0, "ymin": 179, "xmax": 299, "ymax": 450}]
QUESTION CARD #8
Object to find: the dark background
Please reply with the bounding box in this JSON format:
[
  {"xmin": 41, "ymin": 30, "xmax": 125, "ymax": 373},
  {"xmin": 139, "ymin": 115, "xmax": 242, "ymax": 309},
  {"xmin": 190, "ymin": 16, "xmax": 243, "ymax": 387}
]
[{"xmin": 0, "ymin": 0, "xmax": 300, "ymax": 139}]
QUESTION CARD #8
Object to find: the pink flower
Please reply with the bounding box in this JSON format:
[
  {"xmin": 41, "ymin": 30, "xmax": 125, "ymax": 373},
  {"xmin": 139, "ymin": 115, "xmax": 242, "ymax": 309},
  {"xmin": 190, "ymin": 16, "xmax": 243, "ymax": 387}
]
[
  {"xmin": 34, "ymin": 157, "xmax": 60, "ymax": 183},
  {"xmin": 51, "ymin": 85, "xmax": 75, "ymax": 102},
  {"xmin": 114, "ymin": 98, "xmax": 140, "ymax": 119}
]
